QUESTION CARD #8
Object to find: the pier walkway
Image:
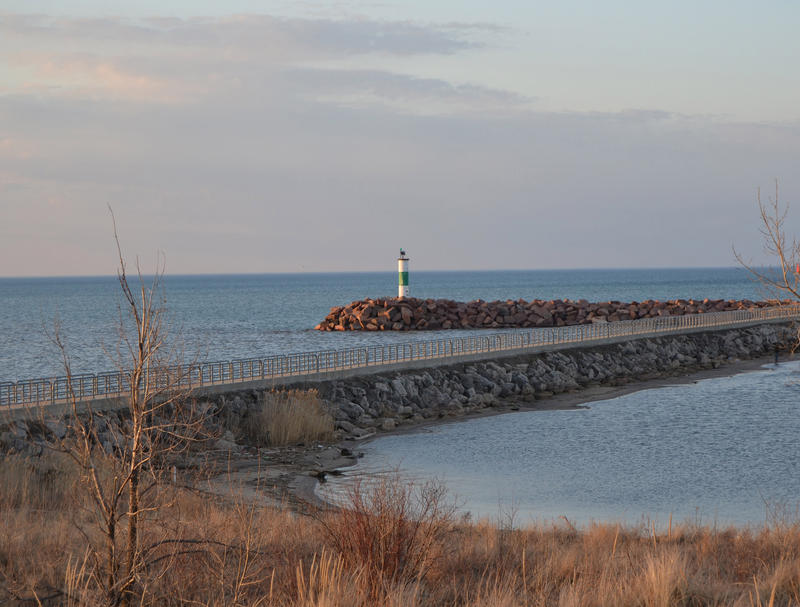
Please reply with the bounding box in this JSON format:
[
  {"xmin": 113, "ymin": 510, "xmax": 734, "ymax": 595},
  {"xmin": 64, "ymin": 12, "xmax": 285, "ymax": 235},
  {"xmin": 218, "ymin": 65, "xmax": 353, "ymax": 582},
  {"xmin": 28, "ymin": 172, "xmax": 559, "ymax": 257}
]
[{"xmin": 2, "ymin": 305, "xmax": 799, "ymax": 411}]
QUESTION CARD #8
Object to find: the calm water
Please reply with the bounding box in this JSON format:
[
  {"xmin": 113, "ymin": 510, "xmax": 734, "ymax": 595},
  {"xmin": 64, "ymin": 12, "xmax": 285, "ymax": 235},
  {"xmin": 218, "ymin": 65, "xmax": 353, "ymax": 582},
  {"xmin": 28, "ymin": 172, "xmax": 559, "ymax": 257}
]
[
  {"xmin": 3, "ymin": 266, "xmax": 794, "ymax": 526},
  {"xmin": 0, "ymin": 267, "xmax": 767, "ymax": 381},
  {"xmin": 319, "ymin": 361, "xmax": 800, "ymax": 528}
]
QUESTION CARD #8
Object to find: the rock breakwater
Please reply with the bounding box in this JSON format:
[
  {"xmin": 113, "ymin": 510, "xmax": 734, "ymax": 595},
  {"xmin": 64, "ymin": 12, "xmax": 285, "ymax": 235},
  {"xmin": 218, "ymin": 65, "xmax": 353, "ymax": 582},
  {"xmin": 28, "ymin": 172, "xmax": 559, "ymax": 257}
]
[
  {"xmin": 319, "ymin": 324, "xmax": 792, "ymax": 438},
  {"xmin": 4, "ymin": 324, "xmax": 792, "ymax": 455},
  {"xmin": 315, "ymin": 297, "xmax": 780, "ymax": 331}
]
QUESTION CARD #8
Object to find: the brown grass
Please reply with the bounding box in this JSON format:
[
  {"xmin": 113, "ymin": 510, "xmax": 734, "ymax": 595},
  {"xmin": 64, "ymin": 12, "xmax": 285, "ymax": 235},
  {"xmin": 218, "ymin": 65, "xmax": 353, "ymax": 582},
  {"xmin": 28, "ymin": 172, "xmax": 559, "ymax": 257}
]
[
  {"xmin": 246, "ymin": 389, "xmax": 335, "ymax": 447},
  {"xmin": 316, "ymin": 474, "xmax": 455, "ymax": 599},
  {"xmin": 3, "ymin": 453, "xmax": 800, "ymax": 605},
  {"xmin": 0, "ymin": 452, "xmax": 75, "ymax": 510}
]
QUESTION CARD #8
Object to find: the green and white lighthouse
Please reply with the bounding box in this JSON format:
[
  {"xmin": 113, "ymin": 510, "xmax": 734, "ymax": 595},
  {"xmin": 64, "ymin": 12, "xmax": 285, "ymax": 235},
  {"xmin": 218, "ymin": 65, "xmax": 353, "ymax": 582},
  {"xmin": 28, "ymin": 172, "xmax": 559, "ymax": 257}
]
[{"xmin": 398, "ymin": 249, "xmax": 409, "ymax": 299}]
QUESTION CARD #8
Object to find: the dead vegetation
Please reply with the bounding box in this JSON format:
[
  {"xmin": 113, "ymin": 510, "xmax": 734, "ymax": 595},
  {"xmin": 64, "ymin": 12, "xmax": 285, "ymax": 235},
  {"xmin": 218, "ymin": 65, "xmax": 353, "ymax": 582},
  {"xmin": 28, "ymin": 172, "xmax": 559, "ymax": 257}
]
[
  {"xmin": 40, "ymin": 211, "xmax": 210, "ymax": 606},
  {"xmin": 2, "ymin": 452, "xmax": 800, "ymax": 606},
  {"xmin": 245, "ymin": 389, "xmax": 334, "ymax": 447},
  {"xmin": 315, "ymin": 474, "xmax": 456, "ymax": 600}
]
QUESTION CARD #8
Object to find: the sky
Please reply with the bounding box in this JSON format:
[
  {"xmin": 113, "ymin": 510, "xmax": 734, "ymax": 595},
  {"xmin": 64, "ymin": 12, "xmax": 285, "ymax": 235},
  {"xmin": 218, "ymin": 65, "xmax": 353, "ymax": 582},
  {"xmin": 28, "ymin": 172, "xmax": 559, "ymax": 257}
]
[{"xmin": 1, "ymin": 1, "xmax": 799, "ymax": 276}]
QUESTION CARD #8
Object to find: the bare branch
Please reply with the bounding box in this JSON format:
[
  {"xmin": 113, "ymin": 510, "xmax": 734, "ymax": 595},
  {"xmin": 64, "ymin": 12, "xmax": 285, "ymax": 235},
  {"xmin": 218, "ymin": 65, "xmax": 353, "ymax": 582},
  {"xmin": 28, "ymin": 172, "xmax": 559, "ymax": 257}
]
[
  {"xmin": 37, "ymin": 208, "xmax": 207, "ymax": 605},
  {"xmin": 734, "ymin": 180, "xmax": 800, "ymax": 302}
]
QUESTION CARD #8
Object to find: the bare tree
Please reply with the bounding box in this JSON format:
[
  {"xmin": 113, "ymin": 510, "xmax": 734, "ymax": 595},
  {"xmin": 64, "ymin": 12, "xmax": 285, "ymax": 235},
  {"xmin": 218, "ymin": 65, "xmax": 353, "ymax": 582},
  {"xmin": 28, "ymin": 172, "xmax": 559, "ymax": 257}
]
[
  {"xmin": 49, "ymin": 210, "xmax": 205, "ymax": 605},
  {"xmin": 735, "ymin": 180, "xmax": 800, "ymax": 302}
]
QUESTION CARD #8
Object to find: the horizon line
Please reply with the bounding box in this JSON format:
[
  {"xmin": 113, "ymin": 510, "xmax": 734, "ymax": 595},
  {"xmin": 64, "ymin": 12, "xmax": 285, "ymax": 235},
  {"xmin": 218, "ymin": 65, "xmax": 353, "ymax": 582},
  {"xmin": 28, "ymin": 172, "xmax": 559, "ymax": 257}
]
[{"xmin": 0, "ymin": 265, "xmax": 763, "ymax": 281}]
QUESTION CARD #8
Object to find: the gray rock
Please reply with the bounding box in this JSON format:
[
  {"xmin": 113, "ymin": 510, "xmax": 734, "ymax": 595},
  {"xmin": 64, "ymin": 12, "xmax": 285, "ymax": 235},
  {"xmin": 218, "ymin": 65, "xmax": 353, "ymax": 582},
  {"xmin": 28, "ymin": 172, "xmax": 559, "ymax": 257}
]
[
  {"xmin": 335, "ymin": 420, "xmax": 357, "ymax": 433},
  {"xmin": 350, "ymin": 387, "xmax": 367, "ymax": 399},
  {"xmin": 333, "ymin": 408, "xmax": 351, "ymax": 421},
  {"xmin": 404, "ymin": 379, "xmax": 420, "ymax": 398},
  {"xmin": 373, "ymin": 381, "xmax": 391, "ymax": 394},
  {"xmin": 446, "ymin": 399, "xmax": 463, "ymax": 411},
  {"xmin": 481, "ymin": 393, "xmax": 496, "ymax": 405},
  {"xmin": 339, "ymin": 400, "xmax": 364, "ymax": 420},
  {"xmin": 351, "ymin": 414, "xmax": 371, "ymax": 426},
  {"xmin": 420, "ymin": 386, "xmax": 449, "ymax": 405},
  {"xmin": 510, "ymin": 371, "xmax": 530, "ymax": 388},
  {"xmin": 499, "ymin": 382, "xmax": 517, "ymax": 397},
  {"xmin": 391, "ymin": 378, "xmax": 408, "ymax": 397}
]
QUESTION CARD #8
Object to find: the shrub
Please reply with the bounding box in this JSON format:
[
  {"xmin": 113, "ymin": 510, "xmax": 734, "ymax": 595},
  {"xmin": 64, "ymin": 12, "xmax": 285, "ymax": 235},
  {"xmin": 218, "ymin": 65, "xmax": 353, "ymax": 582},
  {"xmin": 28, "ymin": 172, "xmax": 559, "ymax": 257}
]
[
  {"xmin": 247, "ymin": 389, "xmax": 334, "ymax": 447},
  {"xmin": 318, "ymin": 473, "xmax": 456, "ymax": 599}
]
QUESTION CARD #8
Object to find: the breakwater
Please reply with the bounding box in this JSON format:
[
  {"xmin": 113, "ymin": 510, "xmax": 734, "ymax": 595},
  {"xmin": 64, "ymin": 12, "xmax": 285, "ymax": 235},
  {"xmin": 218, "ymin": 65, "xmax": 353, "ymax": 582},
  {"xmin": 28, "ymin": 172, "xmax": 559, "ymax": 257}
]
[
  {"xmin": 317, "ymin": 324, "xmax": 792, "ymax": 438},
  {"xmin": 315, "ymin": 297, "xmax": 781, "ymax": 331},
  {"xmin": 3, "ymin": 323, "xmax": 792, "ymax": 456}
]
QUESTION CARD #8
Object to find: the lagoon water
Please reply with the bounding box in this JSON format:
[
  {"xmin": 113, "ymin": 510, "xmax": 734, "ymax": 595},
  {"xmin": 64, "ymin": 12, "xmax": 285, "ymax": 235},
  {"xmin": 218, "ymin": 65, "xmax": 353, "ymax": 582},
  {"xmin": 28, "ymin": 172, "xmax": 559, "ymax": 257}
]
[
  {"xmin": 0, "ymin": 267, "xmax": 769, "ymax": 381},
  {"xmin": 319, "ymin": 361, "xmax": 800, "ymax": 528}
]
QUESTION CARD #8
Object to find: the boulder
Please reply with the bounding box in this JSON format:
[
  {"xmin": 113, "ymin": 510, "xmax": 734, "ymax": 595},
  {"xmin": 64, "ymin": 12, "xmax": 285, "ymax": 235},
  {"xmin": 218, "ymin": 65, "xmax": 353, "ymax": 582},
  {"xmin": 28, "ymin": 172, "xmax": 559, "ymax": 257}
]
[{"xmin": 315, "ymin": 296, "xmax": 783, "ymax": 332}]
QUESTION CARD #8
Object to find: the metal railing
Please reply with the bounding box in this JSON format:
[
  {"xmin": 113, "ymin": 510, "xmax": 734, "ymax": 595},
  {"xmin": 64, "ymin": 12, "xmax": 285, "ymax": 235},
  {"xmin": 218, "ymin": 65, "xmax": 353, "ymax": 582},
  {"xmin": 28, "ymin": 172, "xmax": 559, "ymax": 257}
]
[{"xmin": 2, "ymin": 305, "xmax": 798, "ymax": 408}]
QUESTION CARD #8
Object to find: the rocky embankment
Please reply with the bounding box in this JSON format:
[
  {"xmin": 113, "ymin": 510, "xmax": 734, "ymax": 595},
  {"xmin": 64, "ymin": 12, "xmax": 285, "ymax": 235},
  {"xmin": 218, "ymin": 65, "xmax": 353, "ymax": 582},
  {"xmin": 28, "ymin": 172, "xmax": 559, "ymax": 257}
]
[
  {"xmin": 319, "ymin": 324, "xmax": 791, "ymax": 438},
  {"xmin": 315, "ymin": 297, "xmax": 781, "ymax": 331},
  {"xmin": 3, "ymin": 324, "xmax": 792, "ymax": 457}
]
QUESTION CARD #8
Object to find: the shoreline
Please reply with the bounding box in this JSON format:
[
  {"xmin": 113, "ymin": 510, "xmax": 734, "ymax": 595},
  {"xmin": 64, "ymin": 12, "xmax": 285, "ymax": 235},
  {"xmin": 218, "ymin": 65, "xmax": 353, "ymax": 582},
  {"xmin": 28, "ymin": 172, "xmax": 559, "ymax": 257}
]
[{"xmin": 293, "ymin": 353, "xmax": 787, "ymax": 508}]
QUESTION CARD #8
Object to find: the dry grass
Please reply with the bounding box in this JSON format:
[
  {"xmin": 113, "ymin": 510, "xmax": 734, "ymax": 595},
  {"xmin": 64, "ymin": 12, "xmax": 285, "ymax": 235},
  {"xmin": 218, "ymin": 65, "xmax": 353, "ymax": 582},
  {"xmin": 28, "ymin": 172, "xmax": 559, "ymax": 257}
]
[
  {"xmin": 3, "ymin": 453, "xmax": 800, "ymax": 605},
  {"xmin": 246, "ymin": 390, "xmax": 335, "ymax": 447},
  {"xmin": 0, "ymin": 452, "xmax": 75, "ymax": 510},
  {"xmin": 316, "ymin": 474, "xmax": 455, "ymax": 599}
]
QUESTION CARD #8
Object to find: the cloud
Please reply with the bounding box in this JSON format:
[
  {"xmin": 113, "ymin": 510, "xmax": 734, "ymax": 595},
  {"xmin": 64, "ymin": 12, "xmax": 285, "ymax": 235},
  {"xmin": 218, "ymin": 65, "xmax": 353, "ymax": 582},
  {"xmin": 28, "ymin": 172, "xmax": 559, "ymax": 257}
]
[
  {"xmin": 5, "ymin": 51, "xmax": 180, "ymax": 102},
  {"xmin": 0, "ymin": 12, "xmax": 482, "ymax": 56},
  {"xmin": 285, "ymin": 68, "xmax": 534, "ymax": 113},
  {"xmin": 1, "ymin": 10, "xmax": 798, "ymax": 276},
  {"xmin": 0, "ymin": 12, "xmax": 506, "ymax": 110}
]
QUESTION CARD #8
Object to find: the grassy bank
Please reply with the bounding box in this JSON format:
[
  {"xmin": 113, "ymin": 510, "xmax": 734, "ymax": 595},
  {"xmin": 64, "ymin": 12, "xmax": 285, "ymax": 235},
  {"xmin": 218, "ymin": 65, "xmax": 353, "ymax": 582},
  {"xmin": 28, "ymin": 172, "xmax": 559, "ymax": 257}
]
[{"xmin": 2, "ymin": 454, "xmax": 800, "ymax": 606}]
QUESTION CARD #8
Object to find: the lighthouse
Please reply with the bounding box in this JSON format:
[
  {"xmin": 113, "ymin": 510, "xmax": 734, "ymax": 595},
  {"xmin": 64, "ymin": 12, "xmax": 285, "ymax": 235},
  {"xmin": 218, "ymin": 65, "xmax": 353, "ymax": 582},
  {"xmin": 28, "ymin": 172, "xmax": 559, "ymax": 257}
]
[{"xmin": 398, "ymin": 249, "xmax": 409, "ymax": 299}]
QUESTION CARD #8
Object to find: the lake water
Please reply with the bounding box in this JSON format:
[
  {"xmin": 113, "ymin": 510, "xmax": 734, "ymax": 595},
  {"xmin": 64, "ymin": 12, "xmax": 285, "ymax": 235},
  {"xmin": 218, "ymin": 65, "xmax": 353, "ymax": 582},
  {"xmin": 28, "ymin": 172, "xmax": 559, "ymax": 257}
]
[
  {"xmin": 0, "ymin": 267, "xmax": 770, "ymax": 381},
  {"xmin": 318, "ymin": 360, "xmax": 800, "ymax": 528},
  {"xmin": 2, "ymin": 266, "xmax": 795, "ymax": 527}
]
